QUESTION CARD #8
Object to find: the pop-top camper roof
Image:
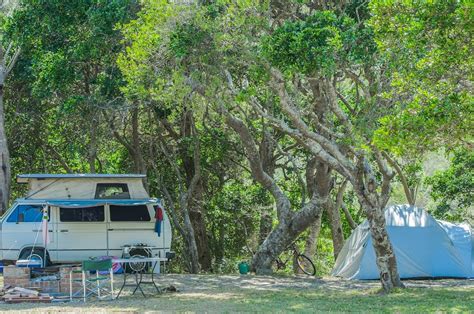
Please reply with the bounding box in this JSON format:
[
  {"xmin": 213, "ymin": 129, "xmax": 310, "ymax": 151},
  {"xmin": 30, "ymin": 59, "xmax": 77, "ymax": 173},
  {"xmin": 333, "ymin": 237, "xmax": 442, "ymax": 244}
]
[{"xmin": 17, "ymin": 174, "xmax": 150, "ymax": 200}]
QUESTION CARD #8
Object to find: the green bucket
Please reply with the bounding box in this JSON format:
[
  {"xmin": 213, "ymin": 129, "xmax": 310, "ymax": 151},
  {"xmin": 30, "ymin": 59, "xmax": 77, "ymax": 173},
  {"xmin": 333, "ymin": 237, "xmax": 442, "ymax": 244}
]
[{"xmin": 238, "ymin": 261, "xmax": 249, "ymax": 275}]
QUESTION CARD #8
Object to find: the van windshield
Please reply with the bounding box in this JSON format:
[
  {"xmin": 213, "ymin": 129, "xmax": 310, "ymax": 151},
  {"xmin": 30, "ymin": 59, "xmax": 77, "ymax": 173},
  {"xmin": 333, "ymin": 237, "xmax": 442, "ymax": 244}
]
[{"xmin": 7, "ymin": 205, "xmax": 45, "ymax": 223}]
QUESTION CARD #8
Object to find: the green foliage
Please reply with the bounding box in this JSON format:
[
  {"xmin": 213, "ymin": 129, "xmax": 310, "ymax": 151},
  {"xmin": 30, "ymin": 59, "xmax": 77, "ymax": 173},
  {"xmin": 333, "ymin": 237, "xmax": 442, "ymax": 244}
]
[
  {"xmin": 370, "ymin": 0, "xmax": 473, "ymax": 89},
  {"xmin": 371, "ymin": 0, "xmax": 474, "ymax": 154},
  {"xmin": 374, "ymin": 93, "xmax": 473, "ymax": 155},
  {"xmin": 117, "ymin": 0, "xmax": 175, "ymax": 98},
  {"xmin": 207, "ymin": 181, "xmax": 265, "ymax": 267},
  {"xmin": 314, "ymin": 226, "xmax": 337, "ymax": 276},
  {"xmin": 13, "ymin": 10, "xmax": 134, "ymax": 108},
  {"xmin": 263, "ymin": 10, "xmax": 375, "ymax": 76},
  {"xmin": 170, "ymin": 23, "xmax": 210, "ymax": 59},
  {"xmin": 425, "ymin": 149, "xmax": 474, "ymax": 222},
  {"xmin": 4, "ymin": 0, "xmax": 138, "ymax": 180}
]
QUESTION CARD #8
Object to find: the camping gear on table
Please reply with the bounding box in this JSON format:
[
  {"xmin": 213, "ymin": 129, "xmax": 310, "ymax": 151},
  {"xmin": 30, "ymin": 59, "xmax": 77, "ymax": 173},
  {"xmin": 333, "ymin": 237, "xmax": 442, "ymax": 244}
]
[
  {"xmin": 69, "ymin": 259, "xmax": 114, "ymax": 302},
  {"xmin": 332, "ymin": 204, "xmax": 474, "ymax": 280},
  {"xmin": 121, "ymin": 244, "xmax": 155, "ymax": 273}
]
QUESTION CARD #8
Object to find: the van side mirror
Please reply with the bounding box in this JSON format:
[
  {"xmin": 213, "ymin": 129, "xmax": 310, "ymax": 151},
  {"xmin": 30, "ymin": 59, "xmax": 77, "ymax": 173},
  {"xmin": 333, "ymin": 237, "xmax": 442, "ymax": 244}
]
[{"xmin": 18, "ymin": 213, "xmax": 24, "ymax": 223}]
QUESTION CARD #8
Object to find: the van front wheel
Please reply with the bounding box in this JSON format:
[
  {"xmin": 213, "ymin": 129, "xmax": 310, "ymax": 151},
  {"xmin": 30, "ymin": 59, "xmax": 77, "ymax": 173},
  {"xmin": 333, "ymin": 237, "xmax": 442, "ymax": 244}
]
[{"xmin": 19, "ymin": 248, "xmax": 52, "ymax": 267}]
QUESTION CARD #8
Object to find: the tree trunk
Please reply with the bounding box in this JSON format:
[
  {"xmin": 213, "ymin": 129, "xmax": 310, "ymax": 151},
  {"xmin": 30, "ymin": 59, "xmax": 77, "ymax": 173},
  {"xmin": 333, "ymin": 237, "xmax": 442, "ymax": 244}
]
[
  {"xmin": 251, "ymin": 194, "xmax": 324, "ymax": 274},
  {"xmin": 258, "ymin": 209, "xmax": 273, "ymax": 245},
  {"xmin": 312, "ymin": 162, "xmax": 344, "ymax": 259},
  {"xmin": 189, "ymin": 182, "xmax": 212, "ymax": 271},
  {"xmin": 214, "ymin": 222, "xmax": 225, "ymax": 267},
  {"xmin": 302, "ymin": 214, "xmax": 322, "ymax": 261},
  {"xmin": 251, "ymin": 216, "xmax": 295, "ymax": 274},
  {"xmin": 326, "ymin": 200, "xmax": 344, "ymax": 259},
  {"xmin": 182, "ymin": 208, "xmax": 201, "ymax": 274},
  {"xmin": 354, "ymin": 161, "xmax": 404, "ymax": 292},
  {"xmin": 364, "ymin": 201, "xmax": 403, "ymax": 292},
  {"xmin": 353, "ymin": 173, "xmax": 404, "ymax": 293},
  {"xmin": 0, "ymin": 86, "xmax": 10, "ymax": 213},
  {"xmin": 258, "ymin": 129, "xmax": 276, "ymax": 244},
  {"xmin": 181, "ymin": 110, "xmax": 212, "ymax": 271},
  {"xmin": 159, "ymin": 159, "xmax": 201, "ymax": 274},
  {"xmin": 303, "ymin": 157, "xmax": 322, "ymax": 260}
]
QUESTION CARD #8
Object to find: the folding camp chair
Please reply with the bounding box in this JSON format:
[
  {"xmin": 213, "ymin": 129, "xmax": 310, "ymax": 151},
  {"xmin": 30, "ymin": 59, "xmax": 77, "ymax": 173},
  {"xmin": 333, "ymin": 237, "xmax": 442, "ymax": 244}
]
[{"xmin": 70, "ymin": 259, "xmax": 114, "ymax": 302}]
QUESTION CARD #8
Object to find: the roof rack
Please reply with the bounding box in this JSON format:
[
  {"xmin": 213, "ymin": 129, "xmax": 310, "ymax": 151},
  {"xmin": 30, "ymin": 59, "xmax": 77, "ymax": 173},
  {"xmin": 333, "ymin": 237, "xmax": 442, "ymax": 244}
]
[{"xmin": 17, "ymin": 173, "xmax": 146, "ymax": 183}]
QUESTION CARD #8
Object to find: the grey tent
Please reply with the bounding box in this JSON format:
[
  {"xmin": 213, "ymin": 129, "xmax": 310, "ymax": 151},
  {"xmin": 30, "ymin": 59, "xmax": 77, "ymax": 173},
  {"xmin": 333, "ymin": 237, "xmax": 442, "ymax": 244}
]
[{"xmin": 332, "ymin": 205, "xmax": 474, "ymax": 279}]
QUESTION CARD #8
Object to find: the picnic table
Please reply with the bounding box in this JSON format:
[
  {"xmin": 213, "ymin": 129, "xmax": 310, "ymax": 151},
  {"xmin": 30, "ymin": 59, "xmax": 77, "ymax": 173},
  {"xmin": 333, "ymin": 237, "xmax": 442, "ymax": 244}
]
[{"xmin": 112, "ymin": 257, "xmax": 168, "ymax": 298}]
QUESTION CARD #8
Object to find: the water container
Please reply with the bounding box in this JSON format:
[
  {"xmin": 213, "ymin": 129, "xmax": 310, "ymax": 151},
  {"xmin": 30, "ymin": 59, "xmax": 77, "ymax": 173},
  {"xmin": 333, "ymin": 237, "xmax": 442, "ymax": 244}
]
[{"xmin": 238, "ymin": 261, "xmax": 249, "ymax": 275}]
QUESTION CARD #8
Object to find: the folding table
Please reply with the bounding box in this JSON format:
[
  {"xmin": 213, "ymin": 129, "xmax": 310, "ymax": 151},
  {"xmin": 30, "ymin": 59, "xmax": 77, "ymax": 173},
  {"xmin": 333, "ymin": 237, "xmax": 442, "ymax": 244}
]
[{"xmin": 112, "ymin": 257, "xmax": 168, "ymax": 298}]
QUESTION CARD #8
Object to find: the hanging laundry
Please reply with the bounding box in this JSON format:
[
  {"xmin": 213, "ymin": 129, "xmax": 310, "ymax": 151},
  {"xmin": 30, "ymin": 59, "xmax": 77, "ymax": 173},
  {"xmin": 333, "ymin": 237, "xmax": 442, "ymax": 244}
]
[{"xmin": 154, "ymin": 205, "xmax": 164, "ymax": 236}]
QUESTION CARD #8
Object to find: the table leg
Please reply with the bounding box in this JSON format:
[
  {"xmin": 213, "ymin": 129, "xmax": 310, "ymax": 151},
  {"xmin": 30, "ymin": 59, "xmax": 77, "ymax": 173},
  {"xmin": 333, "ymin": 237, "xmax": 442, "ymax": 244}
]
[
  {"xmin": 132, "ymin": 271, "xmax": 146, "ymax": 297},
  {"xmin": 116, "ymin": 263, "xmax": 127, "ymax": 299},
  {"xmin": 149, "ymin": 261, "xmax": 161, "ymax": 293}
]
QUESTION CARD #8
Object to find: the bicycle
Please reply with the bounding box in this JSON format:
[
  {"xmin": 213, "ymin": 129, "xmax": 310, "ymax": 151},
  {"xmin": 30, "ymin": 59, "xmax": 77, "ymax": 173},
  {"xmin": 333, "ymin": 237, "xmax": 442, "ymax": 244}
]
[{"xmin": 274, "ymin": 242, "xmax": 316, "ymax": 276}]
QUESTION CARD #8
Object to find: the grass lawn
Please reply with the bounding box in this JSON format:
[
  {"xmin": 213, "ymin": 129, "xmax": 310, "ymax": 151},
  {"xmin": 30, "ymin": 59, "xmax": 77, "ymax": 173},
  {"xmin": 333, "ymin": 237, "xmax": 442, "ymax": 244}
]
[{"xmin": 0, "ymin": 275, "xmax": 472, "ymax": 313}]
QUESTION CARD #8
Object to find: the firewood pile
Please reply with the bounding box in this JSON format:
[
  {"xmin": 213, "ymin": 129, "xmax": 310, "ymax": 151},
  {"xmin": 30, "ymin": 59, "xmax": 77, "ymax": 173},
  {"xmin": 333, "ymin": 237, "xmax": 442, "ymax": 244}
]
[{"xmin": 0, "ymin": 286, "xmax": 53, "ymax": 304}]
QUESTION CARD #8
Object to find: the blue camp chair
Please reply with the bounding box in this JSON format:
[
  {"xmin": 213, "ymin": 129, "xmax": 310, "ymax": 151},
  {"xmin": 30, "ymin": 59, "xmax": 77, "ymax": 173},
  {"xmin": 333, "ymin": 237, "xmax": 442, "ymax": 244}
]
[{"xmin": 70, "ymin": 259, "xmax": 114, "ymax": 302}]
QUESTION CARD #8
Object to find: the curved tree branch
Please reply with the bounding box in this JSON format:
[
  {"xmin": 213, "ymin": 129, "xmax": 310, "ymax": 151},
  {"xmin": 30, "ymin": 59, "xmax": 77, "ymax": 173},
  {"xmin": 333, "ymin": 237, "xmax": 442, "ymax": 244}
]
[{"xmin": 222, "ymin": 106, "xmax": 291, "ymax": 220}]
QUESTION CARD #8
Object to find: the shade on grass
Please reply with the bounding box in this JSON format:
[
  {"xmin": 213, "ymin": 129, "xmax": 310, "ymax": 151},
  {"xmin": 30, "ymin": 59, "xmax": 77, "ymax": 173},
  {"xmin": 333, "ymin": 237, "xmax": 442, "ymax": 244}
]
[{"xmin": 0, "ymin": 285, "xmax": 472, "ymax": 312}]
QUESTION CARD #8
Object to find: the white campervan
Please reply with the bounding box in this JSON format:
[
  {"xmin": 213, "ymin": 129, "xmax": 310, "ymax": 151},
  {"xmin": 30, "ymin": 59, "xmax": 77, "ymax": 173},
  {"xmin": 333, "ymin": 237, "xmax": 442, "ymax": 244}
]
[{"xmin": 0, "ymin": 174, "xmax": 172, "ymax": 265}]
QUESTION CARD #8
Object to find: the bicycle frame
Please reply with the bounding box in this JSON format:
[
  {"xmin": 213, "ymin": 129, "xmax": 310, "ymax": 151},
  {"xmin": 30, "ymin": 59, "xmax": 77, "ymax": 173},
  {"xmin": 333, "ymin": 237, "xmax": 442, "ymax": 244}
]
[{"xmin": 274, "ymin": 245, "xmax": 300, "ymax": 270}]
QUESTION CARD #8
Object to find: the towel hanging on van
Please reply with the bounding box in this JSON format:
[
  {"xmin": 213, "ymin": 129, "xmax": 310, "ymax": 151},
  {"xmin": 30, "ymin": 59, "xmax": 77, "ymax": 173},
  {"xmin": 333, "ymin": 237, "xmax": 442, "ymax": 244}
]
[{"xmin": 154, "ymin": 205, "xmax": 164, "ymax": 236}]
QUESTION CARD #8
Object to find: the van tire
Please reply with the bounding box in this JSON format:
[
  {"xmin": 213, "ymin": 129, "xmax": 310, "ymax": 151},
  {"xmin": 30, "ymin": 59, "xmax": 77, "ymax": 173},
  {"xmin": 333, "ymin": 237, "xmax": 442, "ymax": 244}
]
[{"xmin": 19, "ymin": 247, "xmax": 52, "ymax": 267}]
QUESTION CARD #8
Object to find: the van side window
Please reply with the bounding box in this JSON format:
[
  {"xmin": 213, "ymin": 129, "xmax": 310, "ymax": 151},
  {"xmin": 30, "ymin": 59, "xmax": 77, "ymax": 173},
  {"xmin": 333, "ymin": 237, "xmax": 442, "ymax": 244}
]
[
  {"xmin": 95, "ymin": 183, "xmax": 130, "ymax": 199},
  {"xmin": 60, "ymin": 206, "xmax": 105, "ymax": 222},
  {"xmin": 110, "ymin": 205, "xmax": 151, "ymax": 221},
  {"xmin": 7, "ymin": 205, "xmax": 45, "ymax": 223}
]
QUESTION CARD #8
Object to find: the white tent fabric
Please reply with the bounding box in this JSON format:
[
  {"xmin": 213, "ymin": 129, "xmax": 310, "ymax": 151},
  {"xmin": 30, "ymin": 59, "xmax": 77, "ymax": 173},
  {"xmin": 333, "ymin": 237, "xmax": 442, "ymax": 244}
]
[{"xmin": 332, "ymin": 205, "xmax": 474, "ymax": 279}]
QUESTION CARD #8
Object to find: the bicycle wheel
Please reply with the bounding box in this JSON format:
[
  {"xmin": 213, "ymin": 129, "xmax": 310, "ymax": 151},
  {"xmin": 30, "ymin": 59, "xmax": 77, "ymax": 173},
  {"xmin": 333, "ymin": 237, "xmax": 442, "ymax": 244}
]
[{"xmin": 295, "ymin": 254, "xmax": 316, "ymax": 276}]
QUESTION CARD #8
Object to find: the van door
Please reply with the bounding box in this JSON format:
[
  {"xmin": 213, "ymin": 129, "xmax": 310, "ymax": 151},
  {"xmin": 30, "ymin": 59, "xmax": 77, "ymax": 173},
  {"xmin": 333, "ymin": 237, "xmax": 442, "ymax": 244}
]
[
  {"xmin": 107, "ymin": 204, "xmax": 157, "ymax": 257},
  {"xmin": 1, "ymin": 203, "xmax": 49, "ymax": 260},
  {"xmin": 56, "ymin": 206, "xmax": 107, "ymax": 262}
]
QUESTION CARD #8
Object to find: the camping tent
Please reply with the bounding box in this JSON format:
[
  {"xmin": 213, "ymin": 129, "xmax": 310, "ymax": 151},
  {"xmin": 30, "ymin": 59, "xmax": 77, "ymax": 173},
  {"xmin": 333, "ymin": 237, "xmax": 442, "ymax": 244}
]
[{"xmin": 332, "ymin": 205, "xmax": 474, "ymax": 279}]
